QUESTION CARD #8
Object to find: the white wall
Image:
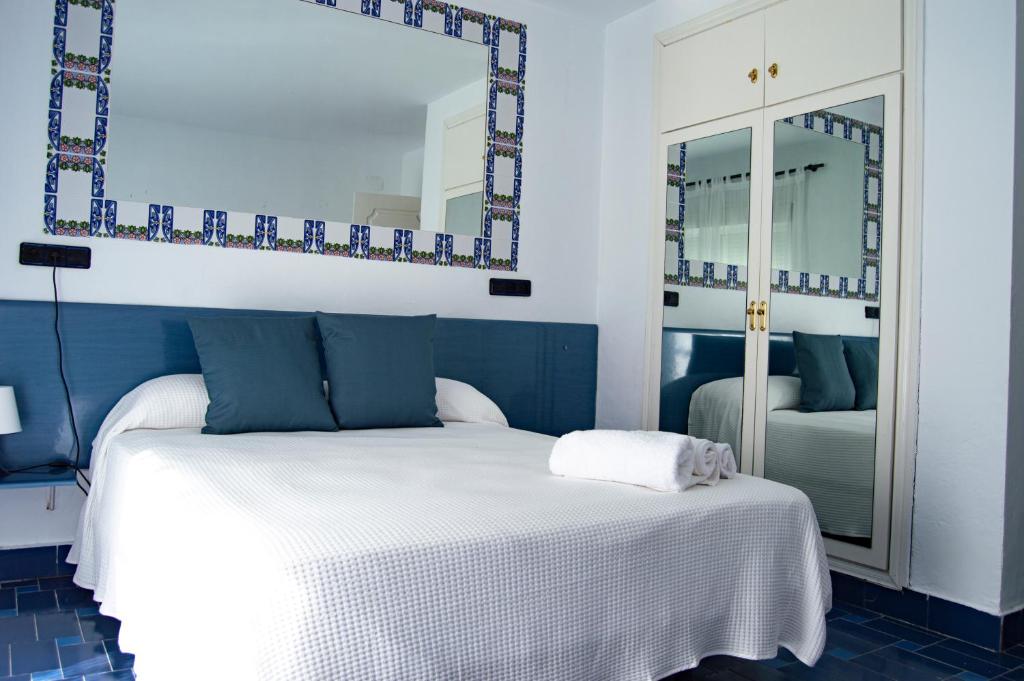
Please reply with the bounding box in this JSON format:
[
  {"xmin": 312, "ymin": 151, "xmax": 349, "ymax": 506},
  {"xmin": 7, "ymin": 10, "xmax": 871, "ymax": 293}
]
[
  {"xmin": 1002, "ymin": 0, "xmax": 1024, "ymax": 616},
  {"xmin": 0, "ymin": 0, "xmax": 607, "ymax": 547},
  {"xmin": 663, "ymin": 286, "xmax": 878, "ymax": 338},
  {"xmin": 912, "ymin": 0, "xmax": 1016, "ymax": 616},
  {"xmin": 598, "ymin": 0, "xmax": 1020, "ymax": 614},
  {"xmin": 596, "ymin": 0, "xmax": 732, "ymax": 431},
  {"xmin": 107, "ymin": 113, "xmax": 415, "ymax": 223},
  {"xmin": 774, "ymin": 136, "xmax": 864, "ymax": 278},
  {"xmin": 401, "ymin": 147, "xmax": 426, "ymax": 198}
]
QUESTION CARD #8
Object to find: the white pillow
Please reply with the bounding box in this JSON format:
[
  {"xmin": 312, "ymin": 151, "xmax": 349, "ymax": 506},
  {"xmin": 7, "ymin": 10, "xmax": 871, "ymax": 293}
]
[
  {"xmin": 766, "ymin": 375, "xmax": 802, "ymax": 412},
  {"xmin": 94, "ymin": 375, "xmax": 508, "ymax": 469},
  {"xmin": 95, "ymin": 374, "xmax": 208, "ymax": 444},
  {"xmin": 91, "ymin": 374, "xmax": 210, "ymax": 478},
  {"xmin": 434, "ymin": 377, "xmax": 509, "ymax": 427}
]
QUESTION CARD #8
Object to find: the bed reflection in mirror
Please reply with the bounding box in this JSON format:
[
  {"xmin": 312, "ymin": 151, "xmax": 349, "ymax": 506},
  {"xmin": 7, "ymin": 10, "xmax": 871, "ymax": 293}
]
[
  {"xmin": 660, "ymin": 128, "xmax": 753, "ymax": 469},
  {"xmin": 762, "ymin": 96, "xmax": 885, "ymax": 548}
]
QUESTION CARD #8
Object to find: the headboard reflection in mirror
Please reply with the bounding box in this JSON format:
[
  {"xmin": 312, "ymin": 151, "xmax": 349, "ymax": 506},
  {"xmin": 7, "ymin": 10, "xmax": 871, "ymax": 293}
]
[{"xmin": 44, "ymin": 0, "xmax": 526, "ymax": 270}]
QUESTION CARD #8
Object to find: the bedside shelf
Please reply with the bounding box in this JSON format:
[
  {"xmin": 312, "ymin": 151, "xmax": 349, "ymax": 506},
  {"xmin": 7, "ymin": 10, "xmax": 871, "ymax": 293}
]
[
  {"xmin": 0, "ymin": 468, "xmax": 78, "ymax": 489},
  {"xmin": 0, "ymin": 469, "xmax": 80, "ymax": 510}
]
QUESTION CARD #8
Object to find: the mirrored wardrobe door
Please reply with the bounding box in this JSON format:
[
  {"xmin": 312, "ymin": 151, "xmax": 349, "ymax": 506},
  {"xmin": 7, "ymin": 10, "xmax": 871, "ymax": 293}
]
[
  {"xmin": 752, "ymin": 76, "xmax": 902, "ymax": 569},
  {"xmin": 656, "ymin": 111, "xmax": 766, "ymax": 473}
]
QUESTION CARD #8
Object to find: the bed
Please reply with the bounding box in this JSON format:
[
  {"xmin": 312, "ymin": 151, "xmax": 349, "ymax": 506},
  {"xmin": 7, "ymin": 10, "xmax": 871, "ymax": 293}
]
[
  {"xmin": 68, "ymin": 378, "xmax": 831, "ymax": 680},
  {"xmin": 689, "ymin": 376, "xmax": 876, "ymax": 539}
]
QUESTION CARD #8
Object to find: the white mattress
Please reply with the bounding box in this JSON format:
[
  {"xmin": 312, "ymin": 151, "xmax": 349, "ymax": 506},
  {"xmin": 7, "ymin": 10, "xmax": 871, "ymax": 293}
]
[{"xmin": 70, "ymin": 423, "xmax": 830, "ymax": 680}]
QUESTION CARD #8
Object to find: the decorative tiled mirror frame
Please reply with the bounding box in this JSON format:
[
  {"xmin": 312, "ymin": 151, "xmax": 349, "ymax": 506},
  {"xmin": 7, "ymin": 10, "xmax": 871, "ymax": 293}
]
[
  {"xmin": 43, "ymin": 0, "xmax": 526, "ymax": 271},
  {"xmin": 664, "ymin": 111, "xmax": 883, "ymax": 302}
]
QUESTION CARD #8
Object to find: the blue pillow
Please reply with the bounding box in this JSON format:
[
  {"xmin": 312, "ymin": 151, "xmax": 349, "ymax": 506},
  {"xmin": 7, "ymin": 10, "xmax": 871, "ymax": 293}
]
[
  {"xmin": 843, "ymin": 337, "xmax": 879, "ymax": 410},
  {"xmin": 792, "ymin": 331, "xmax": 856, "ymax": 412},
  {"xmin": 189, "ymin": 316, "xmax": 338, "ymax": 435},
  {"xmin": 317, "ymin": 313, "xmax": 442, "ymax": 430}
]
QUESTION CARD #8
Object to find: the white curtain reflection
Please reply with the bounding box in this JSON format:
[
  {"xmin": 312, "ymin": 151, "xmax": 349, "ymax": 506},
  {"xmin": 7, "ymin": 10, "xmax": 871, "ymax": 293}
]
[
  {"xmin": 684, "ymin": 172, "xmax": 812, "ymax": 270},
  {"xmin": 685, "ymin": 177, "xmax": 751, "ymax": 265},
  {"xmin": 770, "ymin": 172, "xmax": 809, "ymax": 273}
]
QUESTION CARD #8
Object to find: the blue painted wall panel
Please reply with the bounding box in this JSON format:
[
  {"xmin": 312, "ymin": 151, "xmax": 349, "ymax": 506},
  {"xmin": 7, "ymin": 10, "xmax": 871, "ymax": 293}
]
[{"xmin": 0, "ymin": 300, "xmax": 597, "ymax": 470}]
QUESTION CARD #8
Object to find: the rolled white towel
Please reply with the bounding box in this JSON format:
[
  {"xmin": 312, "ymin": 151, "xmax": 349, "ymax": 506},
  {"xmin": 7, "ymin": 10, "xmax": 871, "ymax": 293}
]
[
  {"xmin": 717, "ymin": 443, "xmax": 738, "ymax": 478},
  {"xmin": 691, "ymin": 438, "xmax": 721, "ymax": 486},
  {"xmin": 549, "ymin": 430, "xmax": 700, "ymax": 492}
]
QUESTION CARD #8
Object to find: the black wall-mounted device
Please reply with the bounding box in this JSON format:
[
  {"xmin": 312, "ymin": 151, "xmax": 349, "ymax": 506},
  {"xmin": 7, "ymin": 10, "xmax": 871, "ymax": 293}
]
[
  {"xmin": 664, "ymin": 290, "xmax": 680, "ymax": 307},
  {"xmin": 864, "ymin": 306, "xmax": 880, "ymax": 320},
  {"xmin": 489, "ymin": 278, "xmax": 531, "ymax": 297},
  {"xmin": 20, "ymin": 243, "xmax": 92, "ymax": 269}
]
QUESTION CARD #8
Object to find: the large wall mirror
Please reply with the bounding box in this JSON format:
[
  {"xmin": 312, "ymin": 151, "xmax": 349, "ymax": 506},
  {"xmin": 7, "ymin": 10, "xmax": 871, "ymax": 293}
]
[
  {"xmin": 43, "ymin": 0, "xmax": 526, "ymax": 268},
  {"xmin": 107, "ymin": 0, "xmax": 488, "ymax": 236}
]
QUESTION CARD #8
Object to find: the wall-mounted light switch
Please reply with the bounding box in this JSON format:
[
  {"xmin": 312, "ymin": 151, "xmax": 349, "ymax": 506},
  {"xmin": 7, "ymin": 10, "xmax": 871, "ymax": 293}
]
[
  {"xmin": 19, "ymin": 243, "xmax": 92, "ymax": 269},
  {"xmin": 490, "ymin": 278, "xmax": 531, "ymax": 297}
]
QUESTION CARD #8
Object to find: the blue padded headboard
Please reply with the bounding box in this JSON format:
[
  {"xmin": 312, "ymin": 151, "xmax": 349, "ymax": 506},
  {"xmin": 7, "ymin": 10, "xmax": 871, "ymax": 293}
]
[
  {"xmin": 659, "ymin": 327, "xmax": 799, "ymax": 434},
  {"xmin": 0, "ymin": 300, "xmax": 597, "ymax": 470},
  {"xmin": 659, "ymin": 327, "xmax": 875, "ymax": 434}
]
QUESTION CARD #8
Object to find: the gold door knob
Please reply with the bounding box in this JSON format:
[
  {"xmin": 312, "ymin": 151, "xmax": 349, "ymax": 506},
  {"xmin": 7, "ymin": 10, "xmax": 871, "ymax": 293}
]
[
  {"xmin": 757, "ymin": 301, "xmax": 768, "ymax": 332},
  {"xmin": 746, "ymin": 301, "xmax": 757, "ymax": 331},
  {"xmin": 768, "ymin": 62, "xmax": 779, "ymax": 78},
  {"xmin": 748, "ymin": 67, "xmax": 759, "ymax": 84}
]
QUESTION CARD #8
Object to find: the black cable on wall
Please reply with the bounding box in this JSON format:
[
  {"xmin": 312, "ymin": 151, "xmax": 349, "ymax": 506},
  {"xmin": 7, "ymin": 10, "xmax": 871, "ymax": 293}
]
[{"xmin": 0, "ymin": 266, "xmax": 89, "ymax": 496}]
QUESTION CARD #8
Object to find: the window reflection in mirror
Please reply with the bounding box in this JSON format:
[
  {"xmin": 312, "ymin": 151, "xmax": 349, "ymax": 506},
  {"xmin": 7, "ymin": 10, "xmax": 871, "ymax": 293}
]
[
  {"xmin": 678, "ymin": 133, "xmax": 752, "ymax": 266},
  {"xmin": 771, "ymin": 118, "xmax": 870, "ymax": 278},
  {"xmin": 763, "ymin": 95, "xmax": 884, "ymax": 549},
  {"xmin": 105, "ymin": 0, "xmax": 489, "ymax": 235}
]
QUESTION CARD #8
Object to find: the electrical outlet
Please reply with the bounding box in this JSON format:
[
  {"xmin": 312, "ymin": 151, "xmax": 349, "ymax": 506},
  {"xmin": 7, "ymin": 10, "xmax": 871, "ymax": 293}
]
[{"xmin": 19, "ymin": 243, "xmax": 91, "ymax": 269}]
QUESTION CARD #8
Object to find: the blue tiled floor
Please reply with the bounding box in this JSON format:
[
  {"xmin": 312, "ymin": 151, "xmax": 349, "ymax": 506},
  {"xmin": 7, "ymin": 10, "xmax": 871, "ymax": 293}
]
[
  {"xmin": 0, "ymin": 575, "xmax": 134, "ymax": 680},
  {"xmin": 5, "ymin": 566, "xmax": 1024, "ymax": 680},
  {"xmin": 669, "ymin": 606, "xmax": 1024, "ymax": 680}
]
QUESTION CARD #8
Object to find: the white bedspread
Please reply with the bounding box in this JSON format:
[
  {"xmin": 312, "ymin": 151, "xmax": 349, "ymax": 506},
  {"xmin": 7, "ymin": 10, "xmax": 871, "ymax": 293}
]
[{"xmin": 71, "ymin": 423, "xmax": 830, "ymax": 680}]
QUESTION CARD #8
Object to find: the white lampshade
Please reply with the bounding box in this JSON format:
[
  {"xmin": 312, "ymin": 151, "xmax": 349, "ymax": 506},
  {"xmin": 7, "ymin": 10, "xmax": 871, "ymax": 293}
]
[{"xmin": 0, "ymin": 386, "xmax": 22, "ymax": 435}]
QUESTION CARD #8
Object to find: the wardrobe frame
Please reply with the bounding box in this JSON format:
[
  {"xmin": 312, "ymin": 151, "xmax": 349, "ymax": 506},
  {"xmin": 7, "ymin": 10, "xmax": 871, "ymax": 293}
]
[{"xmin": 641, "ymin": 0, "xmax": 923, "ymax": 589}]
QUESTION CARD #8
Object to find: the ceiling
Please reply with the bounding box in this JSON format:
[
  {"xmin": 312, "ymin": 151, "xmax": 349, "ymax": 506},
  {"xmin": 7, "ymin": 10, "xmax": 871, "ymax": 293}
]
[
  {"xmin": 111, "ymin": 0, "xmax": 488, "ymax": 143},
  {"xmin": 530, "ymin": 0, "xmax": 654, "ymax": 23}
]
